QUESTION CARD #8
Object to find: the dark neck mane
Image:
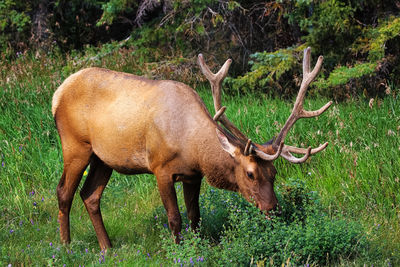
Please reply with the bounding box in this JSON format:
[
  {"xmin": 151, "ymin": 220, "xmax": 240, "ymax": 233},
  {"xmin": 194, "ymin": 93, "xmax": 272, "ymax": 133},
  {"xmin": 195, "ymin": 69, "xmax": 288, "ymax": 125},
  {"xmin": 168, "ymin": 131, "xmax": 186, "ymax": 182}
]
[{"xmin": 197, "ymin": 126, "xmax": 239, "ymax": 192}]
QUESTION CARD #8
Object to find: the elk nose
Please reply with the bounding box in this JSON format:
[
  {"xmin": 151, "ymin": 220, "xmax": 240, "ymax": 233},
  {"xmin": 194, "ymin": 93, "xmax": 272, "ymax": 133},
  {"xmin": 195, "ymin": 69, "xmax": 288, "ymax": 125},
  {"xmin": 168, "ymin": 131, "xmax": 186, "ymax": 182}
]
[
  {"xmin": 257, "ymin": 202, "xmax": 274, "ymax": 211},
  {"xmin": 262, "ymin": 202, "xmax": 281, "ymax": 219}
]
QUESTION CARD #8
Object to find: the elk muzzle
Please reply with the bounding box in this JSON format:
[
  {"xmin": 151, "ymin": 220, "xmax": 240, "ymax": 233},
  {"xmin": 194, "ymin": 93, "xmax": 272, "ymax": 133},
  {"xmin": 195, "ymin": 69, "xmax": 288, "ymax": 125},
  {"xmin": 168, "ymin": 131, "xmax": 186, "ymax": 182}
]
[{"xmin": 256, "ymin": 198, "xmax": 280, "ymax": 219}]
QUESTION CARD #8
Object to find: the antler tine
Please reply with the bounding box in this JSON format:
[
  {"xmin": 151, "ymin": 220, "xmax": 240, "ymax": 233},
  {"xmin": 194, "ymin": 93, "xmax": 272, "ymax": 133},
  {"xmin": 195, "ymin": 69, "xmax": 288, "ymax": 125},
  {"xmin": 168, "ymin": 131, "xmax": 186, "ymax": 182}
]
[
  {"xmin": 285, "ymin": 142, "xmax": 328, "ymax": 155},
  {"xmin": 281, "ymin": 147, "xmax": 312, "ymax": 164},
  {"xmin": 213, "ymin": 106, "xmax": 226, "ymax": 121},
  {"xmin": 272, "ymin": 47, "xmax": 332, "ymax": 160},
  {"xmin": 198, "ymin": 54, "xmax": 249, "ymax": 141},
  {"xmin": 255, "ymin": 142, "xmax": 284, "ymax": 161},
  {"xmin": 244, "ymin": 139, "xmax": 253, "ymax": 156},
  {"xmin": 198, "ymin": 54, "xmax": 231, "ymax": 87}
]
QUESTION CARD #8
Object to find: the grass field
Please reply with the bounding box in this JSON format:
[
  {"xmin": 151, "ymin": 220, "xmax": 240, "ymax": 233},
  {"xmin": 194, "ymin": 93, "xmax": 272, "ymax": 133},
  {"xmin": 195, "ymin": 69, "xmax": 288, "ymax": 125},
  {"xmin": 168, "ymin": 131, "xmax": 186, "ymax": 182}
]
[{"xmin": 0, "ymin": 50, "xmax": 399, "ymax": 266}]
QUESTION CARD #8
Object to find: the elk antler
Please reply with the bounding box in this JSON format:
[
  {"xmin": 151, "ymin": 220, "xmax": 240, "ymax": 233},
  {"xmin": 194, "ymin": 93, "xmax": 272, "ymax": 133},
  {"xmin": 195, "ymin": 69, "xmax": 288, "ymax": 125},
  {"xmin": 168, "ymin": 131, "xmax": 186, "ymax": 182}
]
[
  {"xmin": 198, "ymin": 54, "xmax": 282, "ymax": 160},
  {"xmin": 197, "ymin": 54, "xmax": 246, "ymax": 140},
  {"xmin": 272, "ymin": 47, "xmax": 332, "ymax": 163}
]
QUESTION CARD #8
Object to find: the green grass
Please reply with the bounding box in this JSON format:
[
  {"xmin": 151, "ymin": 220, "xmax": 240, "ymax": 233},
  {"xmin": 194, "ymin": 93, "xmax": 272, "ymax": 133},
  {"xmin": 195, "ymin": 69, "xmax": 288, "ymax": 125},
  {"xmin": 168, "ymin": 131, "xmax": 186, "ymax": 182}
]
[{"xmin": 0, "ymin": 50, "xmax": 399, "ymax": 266}]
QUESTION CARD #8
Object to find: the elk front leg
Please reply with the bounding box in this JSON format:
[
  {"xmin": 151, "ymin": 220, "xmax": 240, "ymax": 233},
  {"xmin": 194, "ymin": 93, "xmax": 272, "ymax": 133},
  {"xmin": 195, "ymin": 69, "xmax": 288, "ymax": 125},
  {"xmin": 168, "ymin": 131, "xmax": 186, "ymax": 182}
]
[
  {"xmin": 155, "ymin": 172, "xmax": 182, "ymax": 243},
  {"xmin": 80, "ymin": 155, "xmax": 113, "ymax": 251},
  {"xmin": 183, "ymin": 180, "xmax": 202, "ymax": 231}
]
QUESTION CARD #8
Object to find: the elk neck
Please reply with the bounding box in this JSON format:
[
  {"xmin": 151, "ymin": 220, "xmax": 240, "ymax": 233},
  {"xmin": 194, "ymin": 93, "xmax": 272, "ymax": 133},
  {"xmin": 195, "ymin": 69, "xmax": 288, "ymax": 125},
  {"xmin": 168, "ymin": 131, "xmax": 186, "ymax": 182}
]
[{"xmin": 195, "ymin": 124, "xmax": 239, "ymax": 192}]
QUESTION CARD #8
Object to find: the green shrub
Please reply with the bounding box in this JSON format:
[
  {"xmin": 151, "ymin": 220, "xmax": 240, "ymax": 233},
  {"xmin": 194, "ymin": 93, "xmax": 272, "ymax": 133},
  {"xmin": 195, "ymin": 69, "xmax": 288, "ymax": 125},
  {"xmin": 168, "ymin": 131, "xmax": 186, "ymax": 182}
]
[
  {"xmin": 225, "ymin": 45, "xmax": 306, "ymax": 96},
  {"xmin": 225, "ymin": 1, "xmax": 400, "ymax": 100},
  {"xmin": 159, "ymin": 179, "xmax": 368, "ymax": 266},
  {"xmin": 0, "ymin": 0, "xmax": 31, "ymax": 57}
]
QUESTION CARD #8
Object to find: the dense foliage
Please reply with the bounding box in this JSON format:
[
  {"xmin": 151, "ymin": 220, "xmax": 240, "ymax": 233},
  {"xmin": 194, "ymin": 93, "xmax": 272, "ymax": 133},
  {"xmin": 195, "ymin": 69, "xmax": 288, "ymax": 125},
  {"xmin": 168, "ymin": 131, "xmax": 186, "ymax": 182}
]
[
  {"xmin": 160, "ymin": 179, "xmax": 367, "ymax": 265},
  {"xmin": 1, "ymin": 0, "xmax": 399, "ymax": 98}
]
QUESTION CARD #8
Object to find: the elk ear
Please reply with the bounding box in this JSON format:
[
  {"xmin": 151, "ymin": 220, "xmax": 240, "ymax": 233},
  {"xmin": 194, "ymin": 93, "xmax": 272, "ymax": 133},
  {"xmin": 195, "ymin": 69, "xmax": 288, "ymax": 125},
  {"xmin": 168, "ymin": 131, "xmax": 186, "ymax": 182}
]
[{"xmin": 216, "ymin": 128, "xmax": 237, "ymax": 157}]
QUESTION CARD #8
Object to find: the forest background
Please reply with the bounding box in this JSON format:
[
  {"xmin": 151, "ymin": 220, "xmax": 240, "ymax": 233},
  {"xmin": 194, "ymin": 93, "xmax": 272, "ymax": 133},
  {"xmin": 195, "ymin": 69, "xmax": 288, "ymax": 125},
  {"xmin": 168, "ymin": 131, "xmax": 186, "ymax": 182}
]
[
  {"xmin": 1, "ymin": 0, "xmax": 400, "ymax": 266},
  {"xmin": 1, "ymin": 0, "xmax": 400, "ymax": 98}
]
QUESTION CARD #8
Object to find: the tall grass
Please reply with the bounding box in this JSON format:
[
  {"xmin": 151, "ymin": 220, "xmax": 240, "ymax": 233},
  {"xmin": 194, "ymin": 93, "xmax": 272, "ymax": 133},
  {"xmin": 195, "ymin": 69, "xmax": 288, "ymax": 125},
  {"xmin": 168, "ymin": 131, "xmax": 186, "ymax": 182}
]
[{"xmin": 0, "ymin": 50, "xmax": 399, "ymax": 265}]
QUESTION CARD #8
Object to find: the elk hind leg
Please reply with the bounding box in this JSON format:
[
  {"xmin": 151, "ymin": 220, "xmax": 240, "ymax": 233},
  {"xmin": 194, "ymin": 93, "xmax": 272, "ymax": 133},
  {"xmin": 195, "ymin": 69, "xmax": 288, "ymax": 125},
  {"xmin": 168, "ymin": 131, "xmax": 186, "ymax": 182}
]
[
  {"xmin": 57, "ymin": 142, "xmax": 92, "ymax": 244},
  {"xmin": 183, "ymin": 180, "xmax": 202, "ymax": 231},
  {"xmin": 80, "ymin": 155, "xmax": 113, "ymax": 250}
]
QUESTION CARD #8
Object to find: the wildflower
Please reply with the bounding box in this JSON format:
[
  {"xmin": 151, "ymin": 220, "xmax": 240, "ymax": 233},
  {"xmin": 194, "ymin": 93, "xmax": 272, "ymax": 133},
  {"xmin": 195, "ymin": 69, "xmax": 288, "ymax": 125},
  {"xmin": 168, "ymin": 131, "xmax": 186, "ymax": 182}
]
[
  {"xmin": 1, "ymin": 161, "xmax": 4, "ymax": 167},
  {"xmin": 19, "ymin": 146, "xmax": 22, "ymax": 152},
  {"xmin": 85, "ymin": 248, "xmax": 88, "ymax": 253},
  {"xmin": 29, "ymin": 191, "xmax": 35, "ymax": 196},
  {"xmin": 190, "ymin": 258, "xmax": 193, "ymax": 264},
  {"xmin": 49, "ymin": 242, "xmax": 53, "ymax": 247},
  {"xmin": 41, "ymin": 197, "xmax": 44, "ymax": 202},
  {"xmin": 163, "ymin": 223, "xmax": 168, "ymax": 228},
  {"xmin": 10, "ymin": 229, "xmax": 14, "ymax": 233},
  {"xmin": 19, "ymin": 221, "xmax": 23, "ymax": 226},
  {"xmin": 52, "ymin": 255, "xmax": 55, "ymax": 259},
  {"xmin": 33, "ymin": 202, "xmax": 37, "ymax": 206},
  {"xmin": 154, "ymin": 215, "xmax": 158, "ymax": 220}
]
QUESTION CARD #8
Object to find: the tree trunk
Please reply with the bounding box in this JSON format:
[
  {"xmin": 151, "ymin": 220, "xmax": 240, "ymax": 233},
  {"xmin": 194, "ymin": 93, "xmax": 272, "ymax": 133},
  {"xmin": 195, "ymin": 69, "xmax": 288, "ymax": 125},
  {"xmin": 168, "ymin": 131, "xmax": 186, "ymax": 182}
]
[{"xmin": 31, "ymin": 0, "xmax": 51, "ymax": 51}]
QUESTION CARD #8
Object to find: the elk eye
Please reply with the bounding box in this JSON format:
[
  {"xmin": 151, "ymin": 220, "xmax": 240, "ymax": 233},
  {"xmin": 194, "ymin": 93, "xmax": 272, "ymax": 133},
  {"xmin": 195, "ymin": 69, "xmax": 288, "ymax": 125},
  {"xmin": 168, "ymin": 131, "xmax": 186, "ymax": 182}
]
[{"xmin": 246, "ymin": 171, "xmax": 254, "ymax": 180}]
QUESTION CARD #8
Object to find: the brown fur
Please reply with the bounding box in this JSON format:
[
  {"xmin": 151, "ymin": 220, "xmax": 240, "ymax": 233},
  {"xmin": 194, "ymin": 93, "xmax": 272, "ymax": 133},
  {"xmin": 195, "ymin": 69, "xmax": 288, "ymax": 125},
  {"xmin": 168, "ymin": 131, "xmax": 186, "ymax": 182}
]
[{"xmin": 52, "ymin": 67, "xmax": 278, "ymax": 250}]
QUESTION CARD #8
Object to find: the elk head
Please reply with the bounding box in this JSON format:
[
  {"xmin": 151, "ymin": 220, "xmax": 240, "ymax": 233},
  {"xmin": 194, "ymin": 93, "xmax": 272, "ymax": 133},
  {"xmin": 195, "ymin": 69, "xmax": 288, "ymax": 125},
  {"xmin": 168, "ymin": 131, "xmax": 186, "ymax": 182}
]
[{"xmin": 198, "ymin": 47, "xmax": 332, "ymax": 216}]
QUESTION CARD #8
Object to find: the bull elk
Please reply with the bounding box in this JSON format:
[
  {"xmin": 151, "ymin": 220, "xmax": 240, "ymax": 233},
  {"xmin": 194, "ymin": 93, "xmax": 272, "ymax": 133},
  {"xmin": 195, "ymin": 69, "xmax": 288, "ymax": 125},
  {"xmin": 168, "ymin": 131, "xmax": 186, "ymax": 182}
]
[{"xmin": 52, "ymin": 47, "xmax": 331, "ymax": 250}]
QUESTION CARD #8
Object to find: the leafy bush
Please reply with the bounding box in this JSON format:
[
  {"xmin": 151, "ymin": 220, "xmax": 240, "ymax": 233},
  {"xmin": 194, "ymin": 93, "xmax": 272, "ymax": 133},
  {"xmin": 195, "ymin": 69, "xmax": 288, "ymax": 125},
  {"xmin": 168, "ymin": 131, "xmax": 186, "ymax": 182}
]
[
  {"xmin": 225, "ymin": 45, "xmax": 306, "ymax": 96},
  {"xmin": 230, "ymin": 1, "xmax": 400, "ymax": 99},
  {"xmin": 159, "ymin": 179, "xmax": 368, "ymax": 266},
  {"xmin": 0, "ymin": 0, "xmax": 31, "ymax": 56}
]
